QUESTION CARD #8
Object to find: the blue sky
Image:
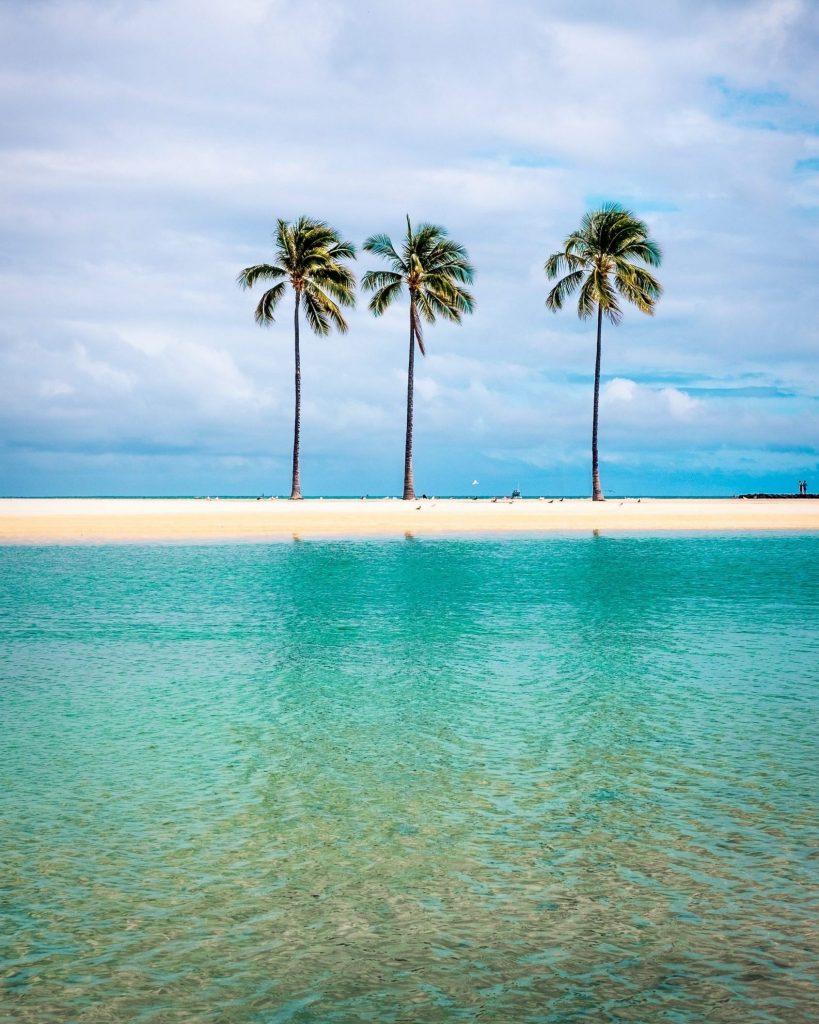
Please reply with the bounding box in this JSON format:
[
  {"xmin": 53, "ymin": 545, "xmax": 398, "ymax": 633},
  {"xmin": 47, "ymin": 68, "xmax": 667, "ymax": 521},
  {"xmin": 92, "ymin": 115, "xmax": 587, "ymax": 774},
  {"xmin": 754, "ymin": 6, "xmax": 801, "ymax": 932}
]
[{"xmin": 1, "ymin": 0, "xmax": 817, "ymax": 496}]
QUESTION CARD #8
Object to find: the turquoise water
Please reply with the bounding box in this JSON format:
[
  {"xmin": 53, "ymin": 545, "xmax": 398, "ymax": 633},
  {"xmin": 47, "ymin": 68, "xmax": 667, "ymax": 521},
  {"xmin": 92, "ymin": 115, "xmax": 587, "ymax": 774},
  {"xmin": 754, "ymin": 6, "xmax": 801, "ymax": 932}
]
[{"xmin": 1, "ymin": 536, "xmax": 818, "ymax": 1023}]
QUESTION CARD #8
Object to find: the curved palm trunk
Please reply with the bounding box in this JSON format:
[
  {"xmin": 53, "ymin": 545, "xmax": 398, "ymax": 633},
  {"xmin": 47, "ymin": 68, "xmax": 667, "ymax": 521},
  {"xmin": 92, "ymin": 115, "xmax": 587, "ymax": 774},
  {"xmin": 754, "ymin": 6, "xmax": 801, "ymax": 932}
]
[
  {"xmin": 591, "ymin": 303, "xmax": 604, "ymax": 501},
  {"xmin": 290, "ymin": 292, "xmax": 302, "ymax": 500},
  {"xmin": 403, "ymin": 296, "xmax": 416, "ymax": 501}
]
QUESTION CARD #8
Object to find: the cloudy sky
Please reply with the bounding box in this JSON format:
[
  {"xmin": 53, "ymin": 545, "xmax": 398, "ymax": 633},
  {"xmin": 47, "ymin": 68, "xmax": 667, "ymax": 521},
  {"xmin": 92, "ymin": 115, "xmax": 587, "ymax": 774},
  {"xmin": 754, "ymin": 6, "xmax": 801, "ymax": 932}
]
[{"xmin": 1, "ymin": 0, "xmax": 817, "ymax": 496}]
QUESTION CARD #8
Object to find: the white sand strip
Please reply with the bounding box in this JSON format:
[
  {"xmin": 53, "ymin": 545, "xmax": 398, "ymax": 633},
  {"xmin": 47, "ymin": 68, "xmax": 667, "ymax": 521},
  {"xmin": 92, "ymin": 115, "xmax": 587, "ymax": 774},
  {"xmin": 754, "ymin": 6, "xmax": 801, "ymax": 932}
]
[{"xmin": 0, "ymin": 497, "xmax": 817, "ymax": 542}]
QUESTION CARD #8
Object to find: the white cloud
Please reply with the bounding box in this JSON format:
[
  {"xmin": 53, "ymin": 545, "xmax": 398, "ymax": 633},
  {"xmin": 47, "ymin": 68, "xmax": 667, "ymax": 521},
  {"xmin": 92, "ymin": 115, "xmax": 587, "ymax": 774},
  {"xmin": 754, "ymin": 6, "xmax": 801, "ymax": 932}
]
[
  {"xmin": 603, "ymin": 378, "xmax": 702, "ymax": 422},
  {"xmin": 0, "ymin": 0, "xmax": 817, "ymax": 494},
  {"xmin": 602, "ymin": 378, "xmax": 638, "ymax": 405}
]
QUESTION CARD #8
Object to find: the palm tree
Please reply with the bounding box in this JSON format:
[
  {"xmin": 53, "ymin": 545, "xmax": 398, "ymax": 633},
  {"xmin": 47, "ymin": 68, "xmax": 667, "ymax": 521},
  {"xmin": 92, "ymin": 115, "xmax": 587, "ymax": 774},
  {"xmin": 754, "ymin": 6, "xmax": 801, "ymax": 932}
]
[
  {"xmin": 237, "ymin": 217, "xmax": 356, "ymax": 499},
  {"xmin": 362, "ymin": 217, "xmax": 474, "ymax": 500},
  {"xmin": 545, "ymin": 203, "xmax": 662, "ymax": 501}
]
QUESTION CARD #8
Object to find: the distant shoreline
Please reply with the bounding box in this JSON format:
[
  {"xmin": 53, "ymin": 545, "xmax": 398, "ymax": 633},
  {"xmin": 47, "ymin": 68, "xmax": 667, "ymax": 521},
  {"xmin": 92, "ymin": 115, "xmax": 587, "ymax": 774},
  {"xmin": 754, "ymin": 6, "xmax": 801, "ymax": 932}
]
[
  {"xmin": 738, "ymin": 493, "xmax": 819, "ymax": 500},
  {"xmin": 1, "ymin": 497, "xmax": 817, "ymax": 543}
]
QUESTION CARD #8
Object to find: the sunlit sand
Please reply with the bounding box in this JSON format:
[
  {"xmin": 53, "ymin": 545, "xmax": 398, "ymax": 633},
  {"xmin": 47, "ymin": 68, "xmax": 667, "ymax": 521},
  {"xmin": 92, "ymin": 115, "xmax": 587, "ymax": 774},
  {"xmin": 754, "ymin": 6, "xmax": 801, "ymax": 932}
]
[{"xmin": 0, "ymin": 497, "xmax": 816, "ymax": 543}]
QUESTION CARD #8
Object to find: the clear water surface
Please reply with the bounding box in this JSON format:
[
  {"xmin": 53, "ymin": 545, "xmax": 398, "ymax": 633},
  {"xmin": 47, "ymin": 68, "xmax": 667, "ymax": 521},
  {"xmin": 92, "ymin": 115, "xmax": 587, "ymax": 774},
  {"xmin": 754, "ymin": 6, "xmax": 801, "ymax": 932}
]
[{"xmin": 1, "ymin": 535, "xmax": 817, "ymax": 1023}]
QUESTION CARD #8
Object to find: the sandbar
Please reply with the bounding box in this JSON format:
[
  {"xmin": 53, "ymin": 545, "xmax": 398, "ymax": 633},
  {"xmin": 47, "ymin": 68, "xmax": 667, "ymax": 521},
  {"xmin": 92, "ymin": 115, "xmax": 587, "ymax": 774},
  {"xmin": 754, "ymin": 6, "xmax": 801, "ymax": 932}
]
[{"xmin": 0, "ymin": 497, "xmax": 817, "ymax": 543}]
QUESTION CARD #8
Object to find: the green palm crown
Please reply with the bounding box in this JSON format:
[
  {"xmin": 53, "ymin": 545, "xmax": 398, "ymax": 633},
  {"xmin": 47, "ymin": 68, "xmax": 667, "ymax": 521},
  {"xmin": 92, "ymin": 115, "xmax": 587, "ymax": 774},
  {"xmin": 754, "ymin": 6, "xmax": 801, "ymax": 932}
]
[
  {"xmin": 545, "ymin": 203, "xmax": 662, "ymax": 323},
  {"xmin": 361, "ymin": 216, "xmax": 474, "ymax": 354},
  {"xmin": 237, "ymin": 216, "xmax": 356, "ymax": 334}
]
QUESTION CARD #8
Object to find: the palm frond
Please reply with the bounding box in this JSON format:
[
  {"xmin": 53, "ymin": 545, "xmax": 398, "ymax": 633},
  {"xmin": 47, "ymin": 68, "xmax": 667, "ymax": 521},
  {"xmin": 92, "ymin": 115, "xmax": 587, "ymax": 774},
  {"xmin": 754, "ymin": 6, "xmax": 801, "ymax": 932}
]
[
  {"xmin": 410, "ymin": 299, "xmax": 426, "ymax": 356},
  {"xmin": 367, "ymin": 279, "xmax": 404, "ymax": 316},
  {"xmin": 310, "ymin": 263, "xmax": 357, "ymax": 307},
  {"xmin": 301, "ymin": 286, "xmax": 345, "ymax": 337},
  {"xmin": 301, "ymin": 293, "xmax": 329, "ymax": 336},
  {"xmin": 564, "ymin": 235, "xmax": 594, "ymax": 262},
  {"xmin": 361, "ymin": 269, "xmax": 402, "ymax": 293},
  {"xmin": 424, "ymin": 244, "xmax": 475, "ymax": 283},
  {"xmin": 294, "ymin": 217, "xmax": 339, "ymax": 253},
  {"xmin": 420, "ymin": 288, "xmax": 462, "ymax": 325},
  {"xmin": 607, "ymin": 224, "xmax": 646, "ymax": 259},
  {"xmin": 410, "ymin": 223, "xmax": 447, "ymax": 261},
  {"xmin": 577, "ymin": 210, "xmax": 598, "ymax": 245},
  {"xmin": 449, "ymin": 285, "xmax": 475, "ymax": 315},
  {"xmin": 328, "ymin": 239, "xmax": 357, "ymax": 261},
  {"xmin": 275, "ymin": 218, "xmax": 297, "ymax": 269},
  {"xmin": 545, "ymin": 251, "xmax": 586, "ymax": 280},
  {"xmin": 623, "ymin": 239, "xmax": 662, "ymax": 266},
  {"xmin": 423, "ymin": 276, "xmax": 474, "ymax": 317},
  {"xmin": 310, "ymin": 285, "xmax": 349, "ymax": 334},
  {"xmin": 415, "ymin": 289, "xmax": 443, "ymax": 326},
  {"xmin": 614, "ymin": 264, "xmax": 662, "ymax": 314},
  {"xmin": 236, "ymin": 263, "xmax": 286, "ymax": 290},
  {"xmin": 254, "ymin": 282, "xmax": 286, "ymax": 324},
  {"xmin": 362, "ymin": 233, "xmax": 404, "ymax": 271},
  {"xmin": 593, "ymin": 268, "xmax": 623, "ymax": 325},
  {"xmin": 626, "ymin": 263, "xmax": 663, "ymax": 300},
  {"xmin": 546, "ymin": 270, "xmax": 584, "ymax": 311},
  {"xmin": 576, "ymin": 274, "xmax": 599, "ymax": 321}
]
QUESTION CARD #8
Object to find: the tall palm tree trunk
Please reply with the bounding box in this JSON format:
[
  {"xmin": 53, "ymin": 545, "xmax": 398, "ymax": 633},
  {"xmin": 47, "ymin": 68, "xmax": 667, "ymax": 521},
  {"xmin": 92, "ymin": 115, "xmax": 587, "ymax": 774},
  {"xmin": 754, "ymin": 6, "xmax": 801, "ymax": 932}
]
[
  {"xmin": 591, "ymin": 303, "xmax": 604, "ymax": 501},
  {"xmin": 290, "ymin": 292, "xmax": 302, "ymax": 500},
  {"xmin": 403, "ymin": 296, "xmax": 416, "ymax": 500}
]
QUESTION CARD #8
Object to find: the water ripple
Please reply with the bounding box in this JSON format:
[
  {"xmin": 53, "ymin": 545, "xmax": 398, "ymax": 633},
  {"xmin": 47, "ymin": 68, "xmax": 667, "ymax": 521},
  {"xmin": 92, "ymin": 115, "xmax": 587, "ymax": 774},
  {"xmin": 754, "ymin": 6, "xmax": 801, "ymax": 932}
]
[{"xmin": 1, "ymin": 536, "xmax": 818, "ymax": 1022}]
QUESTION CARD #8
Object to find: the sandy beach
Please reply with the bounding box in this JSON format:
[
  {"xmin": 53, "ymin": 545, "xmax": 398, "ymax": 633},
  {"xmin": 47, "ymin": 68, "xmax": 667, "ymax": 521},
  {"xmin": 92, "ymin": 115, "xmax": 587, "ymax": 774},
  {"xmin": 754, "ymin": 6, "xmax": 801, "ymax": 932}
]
[{"xmin": 0, "ymin": 497, "xmax": 817, "ymax": 543}]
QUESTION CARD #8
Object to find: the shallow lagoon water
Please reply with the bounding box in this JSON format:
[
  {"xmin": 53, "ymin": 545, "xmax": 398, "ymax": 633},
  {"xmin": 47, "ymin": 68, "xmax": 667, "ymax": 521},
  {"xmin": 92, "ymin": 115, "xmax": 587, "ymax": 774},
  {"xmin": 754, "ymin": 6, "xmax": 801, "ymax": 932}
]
[{"xmin": 1, "ymin": 535, "xmax": 818, "ymax": 1023}]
